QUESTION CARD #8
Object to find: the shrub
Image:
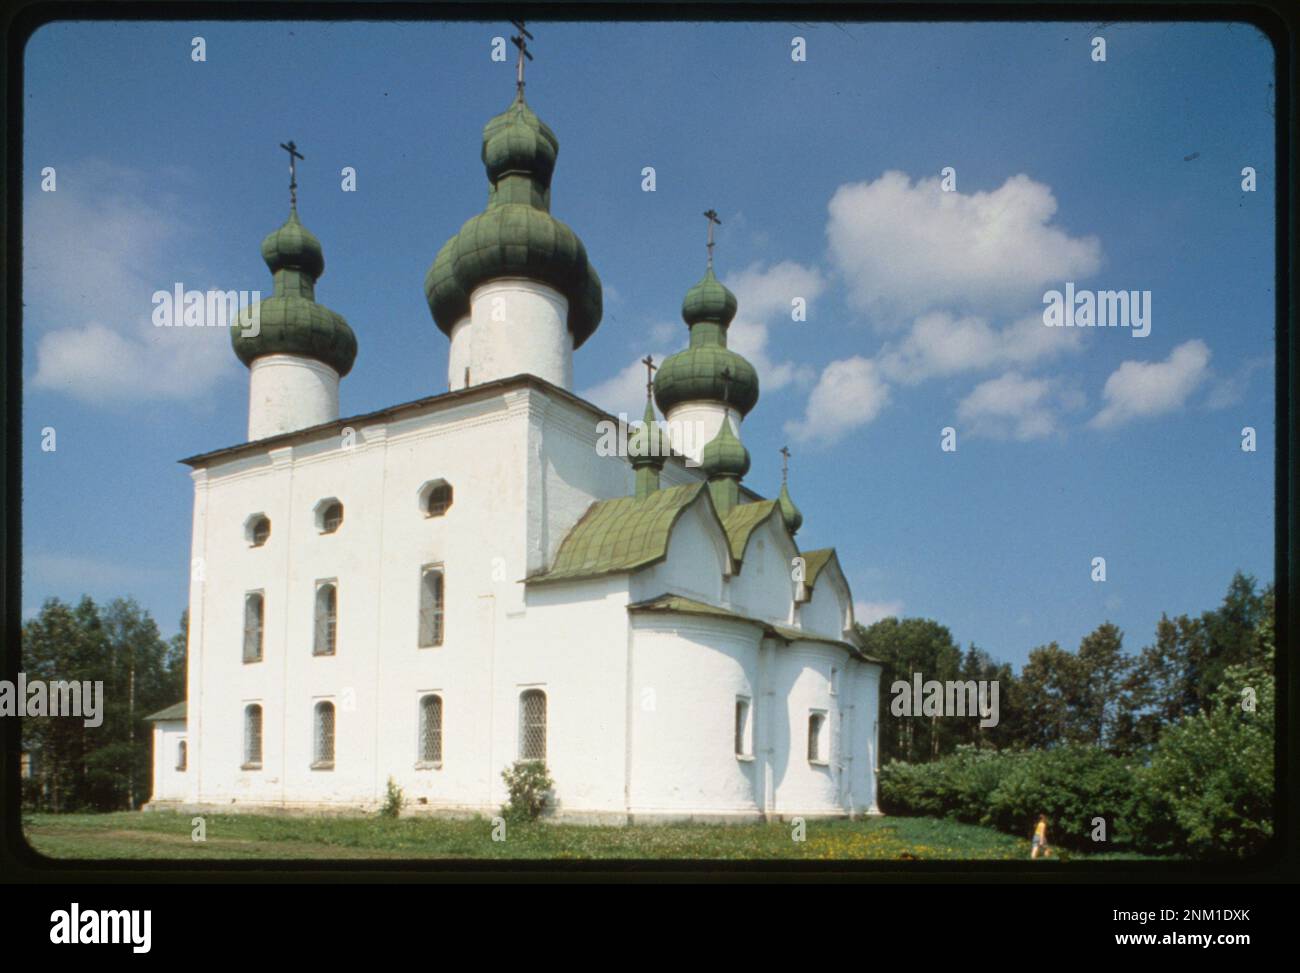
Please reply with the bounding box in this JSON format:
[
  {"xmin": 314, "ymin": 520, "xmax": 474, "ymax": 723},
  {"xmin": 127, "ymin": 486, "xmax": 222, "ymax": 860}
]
[
  {"xmin": 380, "ymin": 775, "xmax": 404, "ymax": 819},
  {"xmin": 501, "ymin": 760, "xmax": 553, "ymax": 822}
]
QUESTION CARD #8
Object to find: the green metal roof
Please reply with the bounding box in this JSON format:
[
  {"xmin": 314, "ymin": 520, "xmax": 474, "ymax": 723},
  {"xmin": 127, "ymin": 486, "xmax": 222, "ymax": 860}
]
[
  {"xmin": 800, "ymin": 548, "xmax": 838, "ymax": 588},
  {"xmin": 529, "ymin": 483, "xmax": 716, "ymax": 584},
  {"xmin": 682, "ymin": 267, "xmax": 738, "ymax": 327},
  {"xmin": 628, "ymin": 594, "xmax": 875, "ymax": 661},
  {"xmin": 700, "ymin": 417, "xmax": 751, "ymax": 479},
  {"xmin": 778, "ymin": 482, "xmax": 803, "ymax": 535},
  {"xmin": 145, "ymin": 701, "xmax": 186, "ymax": 722},
  {"xmin": 721, "ymin": 499, "xmax": 781, "ymax": 563}
]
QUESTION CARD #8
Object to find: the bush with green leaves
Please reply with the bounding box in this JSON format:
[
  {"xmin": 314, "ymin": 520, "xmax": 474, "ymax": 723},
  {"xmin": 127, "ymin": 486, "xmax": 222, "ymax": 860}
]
[
  {"xmin": 501, "ymin": 760, "xmax": 553, "ymax": 822},
  {"xmin": 380, "ymin": 776, "xmax": 404, "ymax": 819}
]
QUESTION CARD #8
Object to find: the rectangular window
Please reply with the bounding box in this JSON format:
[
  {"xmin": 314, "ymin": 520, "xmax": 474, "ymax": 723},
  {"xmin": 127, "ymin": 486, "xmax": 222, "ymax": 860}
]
[
  {"xmin": 419, "ymin": 694, "xmax": 443, "ymax": 765},
  {"xmin": 418, "ymin": 566, "xmax": 445, "ymax": 647},
  {"xmin": 734, "ymin": 697, "xmax": 752, "ymax": 758},
  {"xmin": 519, "ymin": 689, "xmax": 547, "ymax": 762},
  {"xmin": 808, "ymin": 711, "xmax": 828, "ymax": 764},
  {"xmin": 313, "ymin": 701, "xmax": 335, "ymax": 769},
  {"xmin": 314, "ymin": 582, "xmax": 337, "ymax": 656},
  {"xmin": 243, "ymin": 592, "xmax": 264, "ymax": 663},
  {"xmin": 243, "ymin": 704, "xmax": 263, "ymax": 769}
]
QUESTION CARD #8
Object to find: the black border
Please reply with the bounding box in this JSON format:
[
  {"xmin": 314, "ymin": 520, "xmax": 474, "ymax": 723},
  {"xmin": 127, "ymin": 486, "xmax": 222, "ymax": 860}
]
[{"xmin": 1, "ymin": 0, "xmax": 1295, "ymax": 884}]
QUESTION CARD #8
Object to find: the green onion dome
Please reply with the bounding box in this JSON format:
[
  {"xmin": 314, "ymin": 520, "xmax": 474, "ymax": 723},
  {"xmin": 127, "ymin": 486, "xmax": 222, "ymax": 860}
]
[
  {"xmin": 231, "ymin": 208, "xmax": 357, "ymax": 377},
  {"xmin": 700, "ymin": 418, "xmax": 751, "ymax": 479},
  {"xmin": 682, "ymin": 267, "xmax": 738, "ymax": 327},
  {"xmin": 778, "ymin": 482, "xmax": 803, "ymax": 535},
  {"xmin": 425, "ymin": 93, "xmax": 603, "ymax": 349}
]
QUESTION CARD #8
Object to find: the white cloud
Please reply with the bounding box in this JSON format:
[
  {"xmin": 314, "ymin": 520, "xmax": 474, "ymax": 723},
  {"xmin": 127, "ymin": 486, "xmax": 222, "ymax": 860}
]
[
  {"xmin": 25, "ymin": 161, "xmax": 236, "ymax": 404},
  {"xmin": 1090, "ymin": 339, "xmax": 1212, "ymax": 429},
  {"xmin": 1206, "ymin": 355, "xmax": 1270, "ymax": 410},
  {"xmin": 880, "ymin": 311, "xmax": 1083, "ymax": 385},
  {"xmin": 784, "ymin": 356, "xmax": 889, "ymax": 445},
  {"xmin": 826, "ymin": 171, "xmax": 1102, "ymax": 322},
  {"xmin": 855, "ymin": 600, "xmax": 904, "ymax": 626},
  {"xmin": 723, "ymin": 260, "xmax": 823, "ymax": 393},
  {"xmin": 957, "ymin": 371, "xmax": 1066, "ymax": 441},
  {"xmin": 579, "ymin": 352, "xmax": 670, "ymax": 417}
]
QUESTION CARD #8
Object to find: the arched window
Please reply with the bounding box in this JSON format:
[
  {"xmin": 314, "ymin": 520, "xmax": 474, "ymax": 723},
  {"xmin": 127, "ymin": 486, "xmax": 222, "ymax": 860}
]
[
  {"xmin": 247, "ymin": 514, "xmax": 271, "ymax": 547},
  {"xmin": 419, "ymin": 694, "xmax": 443, "ymax": 765},
  {"xmin": 243, "ymin": 704, "xmax": 263, "ymax": 768},
  {"xmin": 176, "ymin": 740, "xmax": 187, "ymax": 772},
  {"xmin": 518, "ymin": 689, "xmax": 547, "ymax": 762},
  {"xmin": 419, "ymin": 479, "xmax": 454, "ymax": 518},
  {"xmin": 313, "ymin": 701, "xmax": 335, "ymax": 769},
  {"xmin": 808, "ymin": 711, "xmax": 828, "ymax": 764},
  {"xmin": 316, "ymin": 498, "xmax": 344, "ymax": 534},
  {"xmin": 418, "ymin": 567, "xmax": 444, "ymax": 647},
  {"xmin": 313, "ymin": 583, "xmax": 337, "ymax": 656},
  {"xmin": 243, "ymin": 592, "xmax": 264, "ymax": 663}
]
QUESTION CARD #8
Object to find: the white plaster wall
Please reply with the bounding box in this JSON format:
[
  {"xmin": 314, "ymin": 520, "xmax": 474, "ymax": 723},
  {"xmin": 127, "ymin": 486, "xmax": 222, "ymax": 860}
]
[
  {"xmin": 627, "ymin": 616, "xmax": 763, "ymax": 817},
  {"xmin": 664, "ymin": 401, "xmax": 740, "ymax": 465},
  {"xmin": 248, "ymin": 354, "xmax": 339, "ymax": 441},
  {"xmin": 770, "ymin": 643, "xmax": 846, "ymax": 816},
  {"xmin": 149, "ymin": 721, "xmax": 188, "ymax": 803},
  {"xmin": 470, "ymin": 279, "xmax": 572, "ymax": 390},
  {"xmin": 800, "ymin": 560, "xmax": 853, "ymax": 640},
  {"xmin": 628, "ymin": 497, "xmax": 729, "ymax": 606},
  {"xmin": 447, "ymin": 316, "xmax": 472, "ymax": 391},
  {"xmin": 725, "ymin": 515, "xmax": 799, "ymax": 626}
]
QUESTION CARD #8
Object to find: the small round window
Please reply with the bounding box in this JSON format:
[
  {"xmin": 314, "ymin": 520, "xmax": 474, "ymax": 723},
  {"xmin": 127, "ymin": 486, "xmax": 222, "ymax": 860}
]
[
  {"xmin": 246, "ymin": 514, "xmax": 271, "ymax": 547},
  {"xmin": 316, "ymin": 499, "xmax": 344, "ymax": 534},
  {"xmin": 418, "ymin": 480, "xmax": 453, "ymax": 518}
]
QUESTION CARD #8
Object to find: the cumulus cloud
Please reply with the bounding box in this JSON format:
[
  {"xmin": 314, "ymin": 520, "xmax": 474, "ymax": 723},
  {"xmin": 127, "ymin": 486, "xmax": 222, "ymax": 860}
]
[
  {"xmin": 956, "ymin": 371, "xmax": 1078, "ymax": 441},
  {"xmin": 880, "ymin": 311, "xmax": 1084, "ymax": 385},
  {"xmin": 784, "ymin": 356, "xmax": 889, "ymax": 445},
  {"xmin": 579, "ymin": 350, "xmax": 671, "ymax": 417},
  {"xmin": 855, "ymin": 600, "xmax": 904, "ymax": 626},
  {"xmin": 826, "ymin": 171, "xmax": 1102, "ymax": 322},
  {"xmin": 1090, "ymin": 339, "xmax": 1211, "ymax": 429},
  {"xmin": 724, "ymin": 260, "xmax": 823, "ymax": 393},
  {"xmin": 25, "ymin": 161, "xmax": 236, "ymax": 404}
]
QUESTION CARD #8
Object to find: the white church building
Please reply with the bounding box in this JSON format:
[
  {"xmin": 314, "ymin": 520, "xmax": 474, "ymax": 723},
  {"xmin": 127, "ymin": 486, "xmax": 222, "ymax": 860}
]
[{"xmin": 145, "ymin": 62, "xmax": 882, "ymax": 824}]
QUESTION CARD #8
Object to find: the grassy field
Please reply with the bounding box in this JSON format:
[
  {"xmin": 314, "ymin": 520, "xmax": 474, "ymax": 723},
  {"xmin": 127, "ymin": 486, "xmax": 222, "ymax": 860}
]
[{"xmin": 22, "ymin": 811, "xmax": 1163, "ymax": 861}]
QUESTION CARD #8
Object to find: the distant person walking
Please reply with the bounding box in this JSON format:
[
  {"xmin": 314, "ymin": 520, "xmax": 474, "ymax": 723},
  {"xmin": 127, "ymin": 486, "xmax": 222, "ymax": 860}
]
[{"xmin": 1031, "ymin": 814, "xmax": 1052, "ymax": 859}]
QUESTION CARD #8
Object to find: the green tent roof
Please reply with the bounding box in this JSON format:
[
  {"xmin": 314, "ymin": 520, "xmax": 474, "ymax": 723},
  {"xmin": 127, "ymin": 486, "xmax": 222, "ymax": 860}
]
[
  {"xmin": 529, "ymin": 483, "xmax": 716, "ymax": 584},
  {"xmin": 628, "ymin": 594, "xmax": 875, "ymax": 662},
  {"xmin": 145, "ymin": 701, "xmax": 186, "ymax": 722}
]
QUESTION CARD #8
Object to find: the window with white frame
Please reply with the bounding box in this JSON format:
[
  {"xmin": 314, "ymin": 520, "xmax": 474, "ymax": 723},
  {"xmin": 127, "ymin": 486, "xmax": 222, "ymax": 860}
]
[
  {"xmin": 808, "ymin": 710, "xmax": 828, "ymax": 764},
  {"xmin": 313, "ymin": 582, "xmax": 337, "ymax": 656},
  {"xmin": 243, "ymin": 704, "xmax": 263, "ymax": 768},
  {"xmin": 247, "ymin": 514, "xmax": 271, "ymax": 547},
  {"xmin": 418, "ymin": 567, "xmax": 445, "ymax": 647},
  {"xmin": 313, "ymin": 701, "xmax": 335, "ymax": 769},
  {"xmin": 243, "ymin": 591, "xmax": 264, "ymax": 663},
  {"xmin": 317, "ymin": 499, "xmax": 344, "ymax": 534},
  {"xmin": 518, "ymin": 689, "xmax": 547, "ymax": 762},
  {"xmin": 419, "ymin": 694, "xmax": 443, "ymax": 765},
  {"xmin": 734, "ymin": 696, "xmax": 752, "ymax": 758}
]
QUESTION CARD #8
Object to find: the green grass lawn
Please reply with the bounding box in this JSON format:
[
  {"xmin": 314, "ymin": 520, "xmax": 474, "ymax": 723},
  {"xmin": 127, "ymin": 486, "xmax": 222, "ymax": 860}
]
[{"xmin": 22, "ymin": 811, "xmax": 1164, "ymax": 861}]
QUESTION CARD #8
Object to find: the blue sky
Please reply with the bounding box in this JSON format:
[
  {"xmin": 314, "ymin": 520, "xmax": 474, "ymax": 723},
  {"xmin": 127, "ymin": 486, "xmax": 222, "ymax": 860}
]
[{"xmin": 21, "ymin": 20, "xmax": 1275, "ymax": 667}]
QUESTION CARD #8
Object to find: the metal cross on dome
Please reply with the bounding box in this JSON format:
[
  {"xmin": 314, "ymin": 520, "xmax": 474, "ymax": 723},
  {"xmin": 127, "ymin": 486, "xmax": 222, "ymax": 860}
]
[
  {"xmin": 704, "ymin": 208, "xmax": 721, "ymax": 269},
  {"xmin": 279, "ymin": 140, "xmax": 304, "ymax": 209},
  {"xmin": 641, "ymin": 354, "xmax": 657, "ymax": 397},
  {"xmin": 511, "ymin": 20, "xmax": 534, "ymax": 96},
  {"xmin": 780, "ymin": 445, "xmax": 791, "ymax": 484}
]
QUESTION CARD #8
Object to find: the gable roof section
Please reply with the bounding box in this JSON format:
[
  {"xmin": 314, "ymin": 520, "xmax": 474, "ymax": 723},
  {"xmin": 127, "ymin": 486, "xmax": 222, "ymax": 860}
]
[
  {"xmin": 628, "ymin": 594, "xmax": 876, "ymax": 662},
  {"xmin": 529, "ymin": 483, "xmax": 719, "ymax": 585},
  {"xmin": 800, "ymin": 548, "xmax": 838, "ymax": 588},
  {"xmin": 145, "ymin": 701, "xmax": 186, "ymax": 722},
  {"xmin": 720, "ymin": 500, "xmax": 783, "ymax": 565}
]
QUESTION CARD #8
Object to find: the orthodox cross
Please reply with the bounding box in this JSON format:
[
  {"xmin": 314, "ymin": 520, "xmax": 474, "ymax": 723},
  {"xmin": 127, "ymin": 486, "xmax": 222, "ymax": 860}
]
[
  {"xmin": 641, "ymin": 354, "xmax": 657, "ymax": 397},
  {"xmin": 511, "ymin": 20, "xmax": 534, "ymax": 96},
  {"xmin": 719, "ymin": 365, "xmax": 733, "ymax": 406},
  {"xmin": 279, "ymin": 140, "xmax": 304, "ymax": 208},
  {"xmin": 780, "ymin": 445, "xmax": 791, "ymax": 485},
  {"xmin": 703, "ymin": 208, "xmax": 721, "ymax": 269}
]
